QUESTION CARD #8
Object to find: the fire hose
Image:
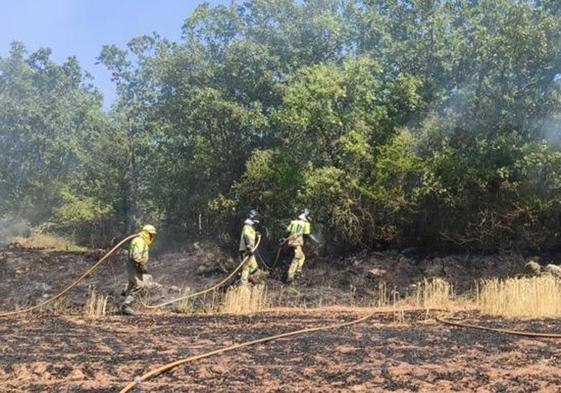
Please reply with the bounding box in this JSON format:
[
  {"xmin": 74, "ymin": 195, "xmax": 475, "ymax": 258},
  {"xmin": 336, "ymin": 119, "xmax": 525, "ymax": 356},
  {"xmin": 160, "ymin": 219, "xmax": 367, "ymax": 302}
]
[
  {"xmin": 436, "ymin": 315, "xmax": 561, "ymax": 338},
  {"xmin": 0, "ymin": 233, "xmax": 138, "ymax": 318},
  {"xmin": 141, "ymin": 236, "xmax": 262, "ymax": 309},
  {"xmin": 5, "ymin": 231, "xmax": 561, "ymax": 392},
  {"xmin": 271, "ymin": 237, "xmax": 289, "ymax": 269},
  {"xmin": 120, "ymin": 309, "xmax": 561, "ymax": 392},
  {"xmin": 0, "ymin": 233, "xmax": 264, "ymax": 315},
  {"xmin": 120, "ymin": 307, "xmax": 436, "ymax": 393}
]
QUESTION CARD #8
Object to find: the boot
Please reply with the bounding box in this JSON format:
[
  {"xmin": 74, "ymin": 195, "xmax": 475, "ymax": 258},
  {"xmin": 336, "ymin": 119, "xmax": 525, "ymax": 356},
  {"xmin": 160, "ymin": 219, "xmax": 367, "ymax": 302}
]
[{"xmin": 120, "ymin": 305, "xmax": 136, "ymax": 316}]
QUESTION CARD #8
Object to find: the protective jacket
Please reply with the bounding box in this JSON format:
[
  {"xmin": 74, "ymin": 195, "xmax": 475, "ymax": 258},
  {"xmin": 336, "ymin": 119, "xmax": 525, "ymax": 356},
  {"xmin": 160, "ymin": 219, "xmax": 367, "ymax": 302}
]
[
  {"xmin": 286, "ymin": 219, "xmax": 311, "ymax": 247},
  {"xmin": 239, "ymin": 219, "xmax": 258, "ymax": 252},
  {"xmin": 129, "ymin": 231, "xmax": 151, "ymax": 270}
]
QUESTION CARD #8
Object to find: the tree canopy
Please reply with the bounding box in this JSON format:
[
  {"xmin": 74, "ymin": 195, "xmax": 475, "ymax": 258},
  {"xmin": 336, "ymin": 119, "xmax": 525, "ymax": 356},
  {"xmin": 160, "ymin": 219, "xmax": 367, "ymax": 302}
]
[{"xmin": 2, "ymin": 0, "xmax": 561, "ymax": 252}]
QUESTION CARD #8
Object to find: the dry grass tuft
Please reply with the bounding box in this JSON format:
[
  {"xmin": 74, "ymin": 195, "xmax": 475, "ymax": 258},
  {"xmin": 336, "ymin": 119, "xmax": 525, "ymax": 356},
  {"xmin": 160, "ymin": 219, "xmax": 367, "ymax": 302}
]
[
  {"xmin": 373, "ymin": 282, "xmax": 403, "ymax": 307},
  {"xmin": 9, "ymin": 233, "xmax": 88, "ymax": 252},
  {"xmin": 173, "ymin": 287, "xmax": 194, "ymax": 314},
  {"xmin": 413, "ymin": 278, "xmax": 454, "ymax": 309},
  {"xmin": 220, "ymin": 284, "xmax": 270, "ymax": 314},
  {"xmin": 83, "ymin": 286, "xmax": 108, "ymax": 319},
  {"xmin": 374, "ymin": 278, "xmax": 455, "ymax": 310},
  {"xmin": 476, "ymin": 275, "xmax": 561, "ymax": 318}
]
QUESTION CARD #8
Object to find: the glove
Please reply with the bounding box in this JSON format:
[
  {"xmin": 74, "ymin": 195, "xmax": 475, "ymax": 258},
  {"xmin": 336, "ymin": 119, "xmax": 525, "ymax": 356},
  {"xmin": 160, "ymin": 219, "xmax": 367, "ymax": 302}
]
[{"xmin": 247, "ymin": 247, "xmax": 255, "ymax": 256}]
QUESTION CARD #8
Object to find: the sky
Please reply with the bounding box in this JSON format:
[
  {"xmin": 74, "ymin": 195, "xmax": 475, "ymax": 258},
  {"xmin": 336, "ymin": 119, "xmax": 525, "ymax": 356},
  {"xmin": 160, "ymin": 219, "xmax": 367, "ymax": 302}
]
[{"xmin": 0, "ymin": 0, "xmax": 228, "ymax": 109}]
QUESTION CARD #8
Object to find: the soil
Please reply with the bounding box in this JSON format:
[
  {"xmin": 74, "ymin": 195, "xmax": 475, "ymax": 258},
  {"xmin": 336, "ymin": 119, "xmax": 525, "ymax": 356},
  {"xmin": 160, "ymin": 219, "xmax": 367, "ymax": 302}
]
[
  {"xmin": 0, "ymin": 245, "xmax": 539, "ymax": 312},
  {"xmin": 2, "ymin": 309, "xmax": 561, "ymax": 392},
  {"xmin": 1, "ymin": 246, "xmax": 560, "ymax": 392}
]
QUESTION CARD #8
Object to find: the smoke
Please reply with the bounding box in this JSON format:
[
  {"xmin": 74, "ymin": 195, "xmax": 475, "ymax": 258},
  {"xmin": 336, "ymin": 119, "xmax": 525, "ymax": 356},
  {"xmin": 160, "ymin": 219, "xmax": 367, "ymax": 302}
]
[
  {"xmin": 441, "ymin": 87, "xmax": 470, "ymax": 119},
  {"xmin": 0, "ymin": 216, "xmax": 31, "ymax": 246},
  {"xmin": 539, "ymin": 116, "xmax": 561, "ymax": 147},
  {"xmin": 538, "ymin": 74, "xmax": 561, "ymax": 146}
]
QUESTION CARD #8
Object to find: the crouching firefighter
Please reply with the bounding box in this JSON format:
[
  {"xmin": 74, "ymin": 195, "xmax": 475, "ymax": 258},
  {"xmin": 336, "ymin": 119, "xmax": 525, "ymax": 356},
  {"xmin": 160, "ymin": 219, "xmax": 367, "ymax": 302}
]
[
  {"xmin": 286, "ymin": 209, "xmax": 318, "ymax": 283},
  {"xmin": 120, "ymin": 224, "xmax": 157, "ymax": 316},
  {"xmin": 238, "ymin": 210, "xmax": 261, "ymax": 285}
]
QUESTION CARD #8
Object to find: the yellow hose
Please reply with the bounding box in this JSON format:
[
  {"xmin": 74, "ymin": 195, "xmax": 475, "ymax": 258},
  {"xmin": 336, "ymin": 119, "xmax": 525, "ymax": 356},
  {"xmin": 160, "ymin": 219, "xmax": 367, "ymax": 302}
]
[
  {"xmin": 142, "ymin": 236, "xmax": 262, "ymax": 309},
  {"xmin": 0, "ymin": 233, "xmax": 137, "ymax": 318},
  {"xmin": 120, "ymin": 307, "xmax": 437, "ymax": 393},
  {"xmin": 271, "ymin": 237, "xmax": 289, "ymax": 269},
  {"xmin": 436, "ymin": 315, "xmax": 561, "ymax": 338}
]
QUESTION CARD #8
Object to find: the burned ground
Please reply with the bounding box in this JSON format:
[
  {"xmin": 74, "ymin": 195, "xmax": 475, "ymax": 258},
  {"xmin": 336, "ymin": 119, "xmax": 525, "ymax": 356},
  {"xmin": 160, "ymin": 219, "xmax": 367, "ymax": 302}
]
[
  {"xmin": 0, "ymin": 245, "xmax": 535, "ymax": 312},
  {"xmin": 2, "ymin": 309, "xmax": 561, "ymax": 392},
  {"xmin": 1, "ymin": 247, "xmax": 560, "ymax": 392}
]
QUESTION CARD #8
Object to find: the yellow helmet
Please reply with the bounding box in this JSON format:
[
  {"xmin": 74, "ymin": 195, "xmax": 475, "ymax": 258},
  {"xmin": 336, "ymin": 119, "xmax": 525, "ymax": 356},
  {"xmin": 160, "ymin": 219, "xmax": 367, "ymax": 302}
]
[{"xmin": 142, "ymin": 224, "xmax": 157, "ymax": 234}]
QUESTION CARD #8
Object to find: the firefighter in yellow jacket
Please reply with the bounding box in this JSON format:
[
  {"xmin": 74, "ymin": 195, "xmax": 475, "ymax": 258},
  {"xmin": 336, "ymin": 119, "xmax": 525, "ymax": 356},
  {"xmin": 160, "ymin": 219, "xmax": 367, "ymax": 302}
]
[
  {"xmin": 286, "ymin": 209, "xmax": 318, "ymax": 282},
  {"xmin": 239, "ymin": 210, "xmax": 261, "ymax": 285},
  {"xmin": 120, "ymin": 224, "xmax": 157, "ymax": 315}
]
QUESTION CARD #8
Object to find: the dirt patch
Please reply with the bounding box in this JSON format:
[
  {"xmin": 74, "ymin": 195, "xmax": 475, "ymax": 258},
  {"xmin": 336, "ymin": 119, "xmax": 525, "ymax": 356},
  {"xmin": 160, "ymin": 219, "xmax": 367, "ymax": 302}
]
[
  {"xmin": 1, "ymin": 309, "xmax": 561, "ymax": 392},
  {"xmin": 0, "ymin": 245, "xmax": 542, "ymax": 313}
]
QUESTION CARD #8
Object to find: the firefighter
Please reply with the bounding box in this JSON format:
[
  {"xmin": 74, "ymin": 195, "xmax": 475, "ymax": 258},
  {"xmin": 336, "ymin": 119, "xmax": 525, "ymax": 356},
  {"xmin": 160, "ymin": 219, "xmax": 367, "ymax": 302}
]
[
  {"xmin": 286, "ymin": 209, "xmax": 318, "ymax": 283},
  {"xmin": 239, "ymin": 210, "xmax": 261, "ymax": 285},
  {"xmin": 120, "ymin": 224, "xmax": 157, "ymax": 315}
]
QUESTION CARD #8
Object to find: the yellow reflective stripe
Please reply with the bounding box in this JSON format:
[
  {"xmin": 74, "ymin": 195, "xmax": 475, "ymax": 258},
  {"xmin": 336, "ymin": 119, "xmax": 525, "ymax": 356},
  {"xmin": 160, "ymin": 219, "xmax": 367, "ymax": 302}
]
[{"xmin": 288, "ymin": 220, "xmax": 310, "ymax": 236}]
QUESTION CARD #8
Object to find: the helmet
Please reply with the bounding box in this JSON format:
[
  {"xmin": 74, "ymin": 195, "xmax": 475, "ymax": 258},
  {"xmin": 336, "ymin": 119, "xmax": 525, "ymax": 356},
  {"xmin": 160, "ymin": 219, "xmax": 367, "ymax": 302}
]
[
  {"xmin": 142, "ymin": 224, "xmax": 157, "ymax": 234},
  {"xmin": 248, "ymin": 209, "xmax": 260, "ymax": 223},
  {"xmin": 299, "ymin": 208, "xmax": 311, "ymax": 221}
]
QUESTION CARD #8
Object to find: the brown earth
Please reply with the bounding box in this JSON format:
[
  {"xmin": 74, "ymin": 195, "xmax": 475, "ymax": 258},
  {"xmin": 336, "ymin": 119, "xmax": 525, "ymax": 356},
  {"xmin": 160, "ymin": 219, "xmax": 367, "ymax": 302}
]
[
  {"xmin": 2, "ymin": 309, "xmax": 561, "ymax": 392},
  {"xmin": 1, "ymin": 247, "xmax": 561, "ymax": 392},
  {"xmin": 0, "ymin": 245, "xmax": 540, "ymax": 312}
]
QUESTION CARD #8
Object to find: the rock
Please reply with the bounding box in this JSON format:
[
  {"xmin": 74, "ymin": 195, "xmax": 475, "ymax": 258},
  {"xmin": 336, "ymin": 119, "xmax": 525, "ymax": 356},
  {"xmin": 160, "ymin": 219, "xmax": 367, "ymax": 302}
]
[
  {"xmin": 544, "ymin": 264, "xmax": 561, "ymax": 279},
  {"xmin": 143, "ymin": 274, "xmax": 162, "ymax": 289},
  {"xmin": 525, "ymin": 261, "xmax": 541, "ymax": 276},
  {"xmin": 368, "ymin": 268, "xmax": 387, "ymax": 278}
]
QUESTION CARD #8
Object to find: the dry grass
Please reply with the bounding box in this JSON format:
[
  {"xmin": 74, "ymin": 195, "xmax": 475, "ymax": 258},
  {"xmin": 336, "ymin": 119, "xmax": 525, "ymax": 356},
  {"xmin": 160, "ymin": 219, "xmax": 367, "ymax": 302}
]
[
  {"xmin": 83, "ymin": 286, "xmax": 108, "ymax": 319},
  {"xmin": 412, "ymin": 278, "xmax": 454, "ymax": 309},
  {"xmin": 179, "ymin": 275, "xmax": 561, "ymax": 319},
  {"xmin": 372, "ymin": 278, "xmax": 455, "ymax": 310},
  {"xmin": 219, "ymin": 284, "xmax": 270, "ymax": 314},
  {"xmin": 9, "ymin": 233, "xmax": 88, "ymax": 252},
  {"xmin": 173, "ymin": 287, "xmax": 195, "ymax": 314},
  {"xmin": 371, "ymin": 282, "xmax": 402, "ymax": 307},
  {"xmin": 476, "ymin": 275, "xmax": 561, "ymax": 318}
]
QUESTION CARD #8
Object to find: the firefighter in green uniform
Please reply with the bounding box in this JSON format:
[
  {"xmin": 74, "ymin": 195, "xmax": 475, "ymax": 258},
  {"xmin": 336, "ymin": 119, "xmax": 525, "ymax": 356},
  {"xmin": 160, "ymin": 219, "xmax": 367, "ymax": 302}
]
[
  {"xmin": 239, "ymin": 210, "xmax": 261, "ymax": 285},
  {"xmin": 120, "ymin": 224, "xmax": 157, "ymax": 315},
  {"xmin": 286, "ymin": 209, "xmax": 318, "ymax": 283}
]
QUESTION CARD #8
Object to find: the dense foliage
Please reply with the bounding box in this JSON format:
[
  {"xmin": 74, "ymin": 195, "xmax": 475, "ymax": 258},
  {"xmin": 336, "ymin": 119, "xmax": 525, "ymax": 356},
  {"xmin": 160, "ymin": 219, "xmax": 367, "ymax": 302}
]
[{"xmin": 2, "ymin": 0, "xmax": 561, "ymax": 252}]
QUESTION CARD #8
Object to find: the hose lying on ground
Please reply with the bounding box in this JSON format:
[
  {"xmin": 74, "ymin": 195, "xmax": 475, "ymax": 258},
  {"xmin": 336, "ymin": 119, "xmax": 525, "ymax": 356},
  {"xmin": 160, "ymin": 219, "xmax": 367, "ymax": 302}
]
[
  {"xmin": 120, "ymin": 307, "xmax": 437, "ymax": 393},
  {"xmin": 436, "ymin": 315, "xmax": 561, "ymax": 338},
  {"xmin": 142, "ymin": 236, "xmax": 262, "ymax": 309},
  {"xmin": 0, "ymin": 234, "xmax": 137, "ymax": 318},
  {"xmin": 271, "ymin": 237, "xmax": 289, "ymax": 269}
]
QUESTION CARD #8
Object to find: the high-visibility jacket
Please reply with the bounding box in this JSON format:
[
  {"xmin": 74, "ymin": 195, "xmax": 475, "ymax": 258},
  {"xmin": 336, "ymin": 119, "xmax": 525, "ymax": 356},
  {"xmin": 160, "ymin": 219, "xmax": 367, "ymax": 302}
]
[
  {"xmin": 239, "ymin": 221, "xmax": 258, "ymax": 252},
  {"xmin": 286, "ymin": 219, "xmax": 311, "ymax": 247},
  {"xmin": 130, "ymin": 234, "xmax": 149, "ymax": 265}
]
